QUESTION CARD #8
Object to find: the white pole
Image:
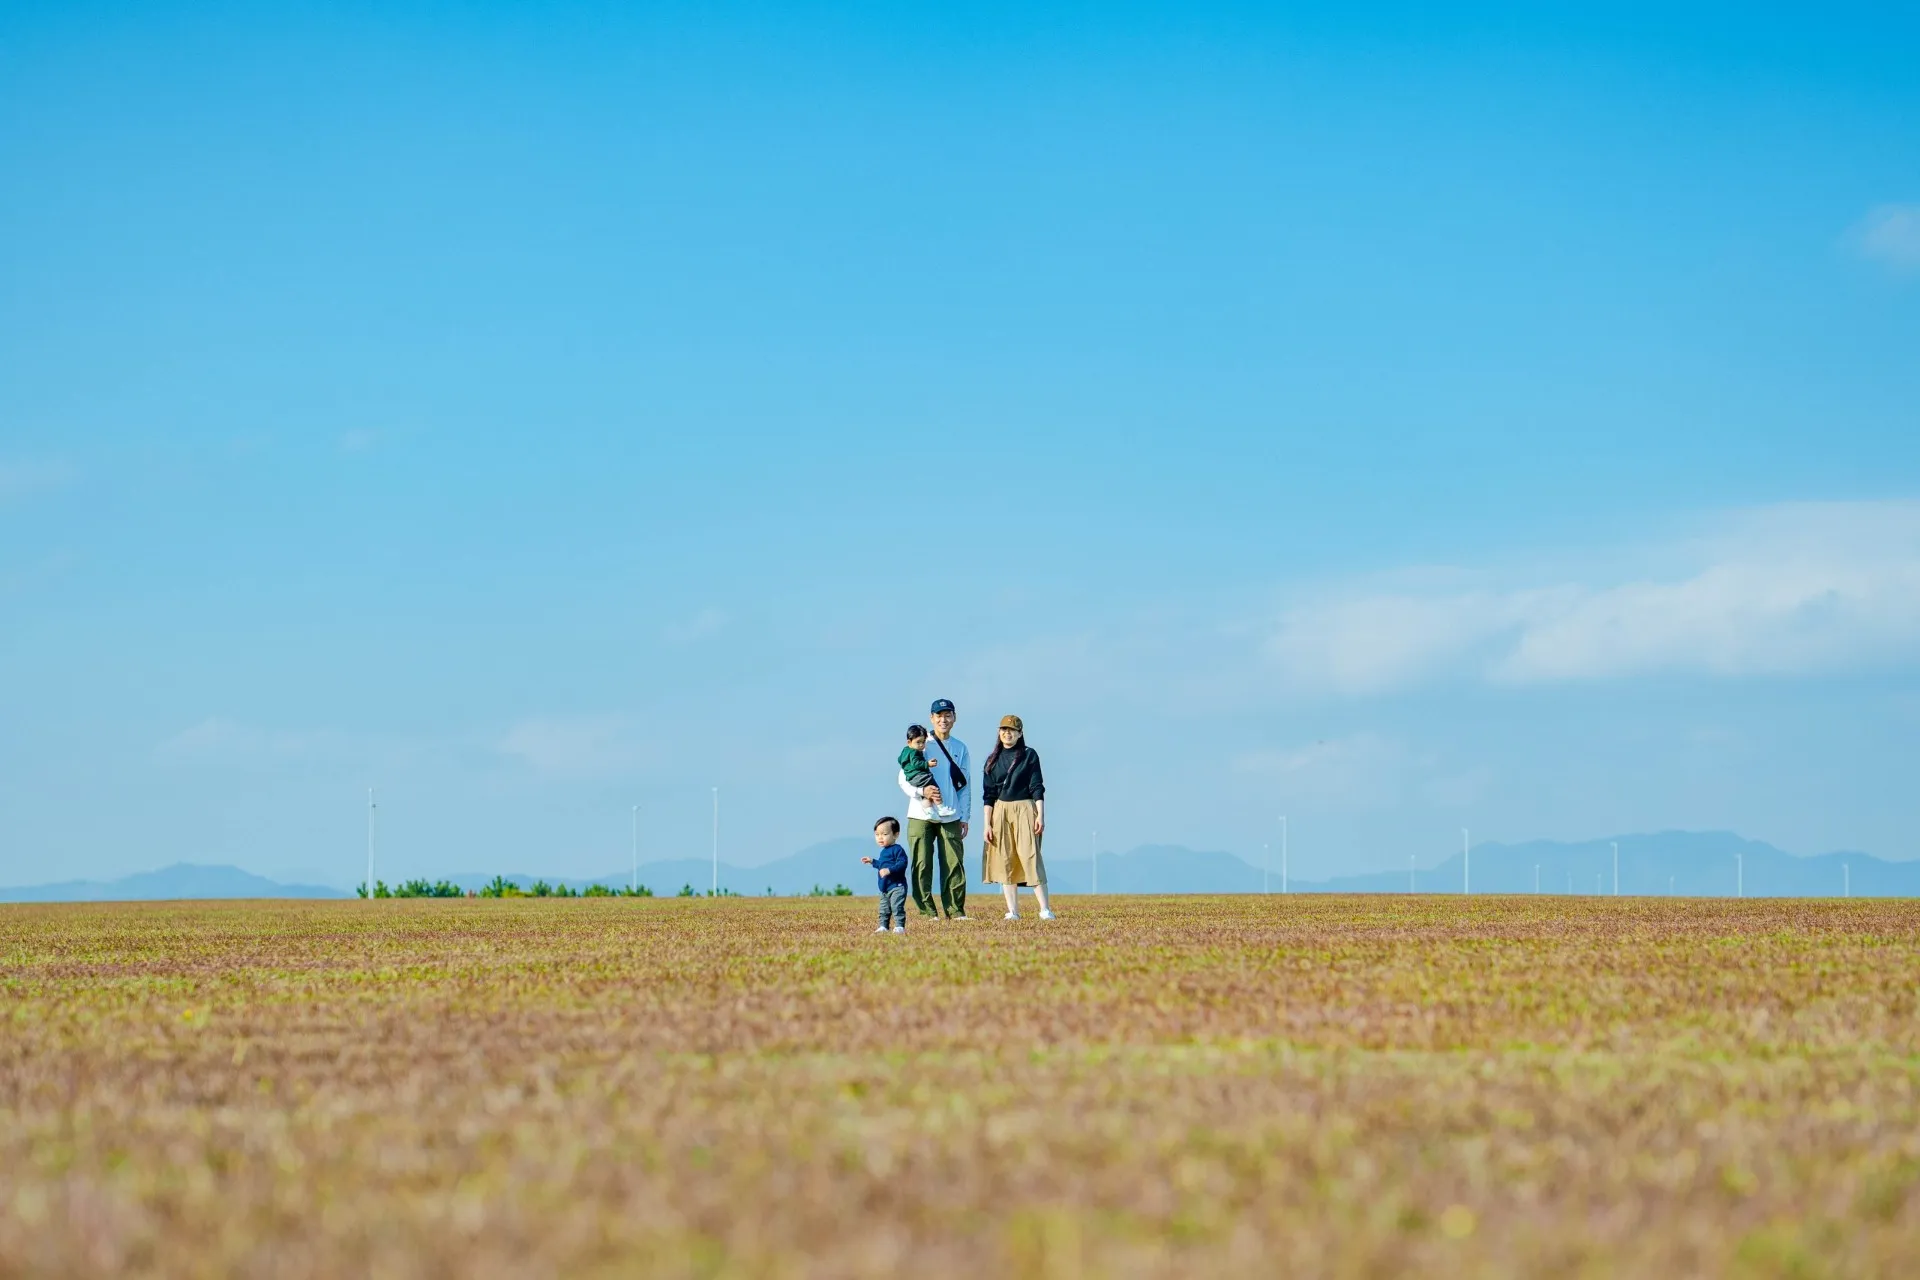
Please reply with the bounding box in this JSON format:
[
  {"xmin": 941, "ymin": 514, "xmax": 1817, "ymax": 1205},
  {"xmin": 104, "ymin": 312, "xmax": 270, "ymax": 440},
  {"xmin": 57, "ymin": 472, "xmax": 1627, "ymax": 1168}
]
[
  {"xmin": 711, "ymin": 787, "xmax": 719, "ymax": 896},
  {"xmin": 366, "ymin": 787, "xmax": 376, "ymax": 895},
  {"xmin": 1612, "ymin": 841, "xmax": 1619, "ymax": 896},
  {"xmin": 1281, "ymin": 815, "xmax": 1289, "ymax": 895},
  {"xmin": 1462, "ymin": 828, "xmax": 1469, "ymax": 895},
  {"xmin": 631, "ymin": 805, "xmax": 639, "ymax": 893}
]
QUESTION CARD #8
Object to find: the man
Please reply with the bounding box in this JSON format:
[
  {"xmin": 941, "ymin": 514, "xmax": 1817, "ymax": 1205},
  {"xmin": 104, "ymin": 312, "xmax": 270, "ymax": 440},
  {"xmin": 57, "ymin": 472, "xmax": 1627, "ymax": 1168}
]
[{"xmin": 898, "ymin": 697, "xmax": 971, "ymax": 920}]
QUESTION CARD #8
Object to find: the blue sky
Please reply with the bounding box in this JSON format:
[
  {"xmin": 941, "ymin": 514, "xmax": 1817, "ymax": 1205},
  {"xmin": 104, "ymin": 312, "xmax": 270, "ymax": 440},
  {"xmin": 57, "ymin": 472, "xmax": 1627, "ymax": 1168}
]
[{"xmin": 3, "ymin": 2, "xmax": 1917, "ymax": 887}]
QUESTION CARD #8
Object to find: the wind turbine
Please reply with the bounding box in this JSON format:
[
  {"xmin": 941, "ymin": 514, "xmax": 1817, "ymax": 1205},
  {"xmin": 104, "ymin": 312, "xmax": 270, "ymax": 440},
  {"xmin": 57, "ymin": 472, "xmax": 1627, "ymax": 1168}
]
[{"xmin": 366, "ymin": 787, "xmax": 377, "ymax": 896}]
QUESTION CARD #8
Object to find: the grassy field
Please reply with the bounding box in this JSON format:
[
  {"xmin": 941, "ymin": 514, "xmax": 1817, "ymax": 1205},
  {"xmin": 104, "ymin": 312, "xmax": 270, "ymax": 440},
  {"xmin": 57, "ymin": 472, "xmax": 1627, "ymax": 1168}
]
[{"xmin": 3, "ymin": 895, "xmax": 1917, "ymax": 1278}]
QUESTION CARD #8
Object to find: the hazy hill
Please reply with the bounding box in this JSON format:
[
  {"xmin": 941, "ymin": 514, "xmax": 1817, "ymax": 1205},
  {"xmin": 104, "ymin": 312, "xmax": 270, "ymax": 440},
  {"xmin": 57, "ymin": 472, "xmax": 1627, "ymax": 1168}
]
[
  {"xmin": 0, "ymin": 863, "xmax": 351, "ymax": 903},
  {"xmin": 6, "ymin": 833, "xmax": 1915, "ymax": 902},
  {"xmin": 1308, "ymin": 831, "xmax": 1911, "ymax": 898}
]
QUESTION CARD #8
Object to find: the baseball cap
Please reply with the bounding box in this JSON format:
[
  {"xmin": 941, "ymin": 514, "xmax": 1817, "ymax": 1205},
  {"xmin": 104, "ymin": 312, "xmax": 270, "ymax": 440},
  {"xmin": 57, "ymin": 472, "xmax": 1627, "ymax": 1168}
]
[{"xmin": 930, "ymin": 698, "xmax": 956, "ymax": 715}]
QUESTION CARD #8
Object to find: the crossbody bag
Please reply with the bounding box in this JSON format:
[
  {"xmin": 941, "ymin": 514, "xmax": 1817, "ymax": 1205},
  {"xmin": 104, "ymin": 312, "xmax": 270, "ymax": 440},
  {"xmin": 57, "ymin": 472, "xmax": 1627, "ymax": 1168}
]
[{"xmin": 929, "ymin": 733, "xmax": 968, "ymax": 796}]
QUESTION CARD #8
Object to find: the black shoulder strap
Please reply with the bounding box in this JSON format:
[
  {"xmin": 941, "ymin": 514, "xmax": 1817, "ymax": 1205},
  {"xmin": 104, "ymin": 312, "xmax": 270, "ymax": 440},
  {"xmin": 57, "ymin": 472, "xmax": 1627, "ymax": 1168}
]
[{"xmin": 929, "ymin": 733, "xmax": 967, "ymax": 789}]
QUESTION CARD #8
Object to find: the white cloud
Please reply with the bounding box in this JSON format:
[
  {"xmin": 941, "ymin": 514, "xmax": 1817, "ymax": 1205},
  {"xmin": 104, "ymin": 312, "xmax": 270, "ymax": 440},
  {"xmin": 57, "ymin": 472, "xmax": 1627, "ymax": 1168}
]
[
  {"xmin": 1231, "ymin": 732, "xmax": 1487, "ymax": 811},
  {"xmin": 493, "ymin": 716, "xmax": 651, "ymax": 779},
  {"xmin": 663, "ymin": 608, "xmax": 728, "ymax": 645},
  {"xmin": 1235, "ymin": 732, "xmax": 1402, "ymax": 778},
  {"xmin": 1851, "ymin": 204, "xmax": 1920, "ymax": 272},
  {"xmin": 158, "ymin": 714, "xmax": 652, "ymax": 781},
  {"xmin": 1267, "ymin": 500, "xmax": 1920, "ymax": 694},
  {"xmin": 0, "ymin": 459, "xmax": 73, "ymax": 504},
  {"xmin": 1233, "ymin": 732, "xmax": 1412, "ymax": 803},
  {"xmin": 158, "ymin": 718, "xmax": 344, "ymax": 761}
]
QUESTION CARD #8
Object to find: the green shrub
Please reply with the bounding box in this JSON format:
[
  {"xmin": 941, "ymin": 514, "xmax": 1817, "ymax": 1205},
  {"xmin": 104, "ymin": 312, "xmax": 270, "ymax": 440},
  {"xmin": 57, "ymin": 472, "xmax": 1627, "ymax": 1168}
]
[
  {"xmin": 678, "ymin": 884, "xmax": 696, "ymax": 897},
  {"xmin": 479, "ymin": 876, "xmax": 523, "ymax": 899}
]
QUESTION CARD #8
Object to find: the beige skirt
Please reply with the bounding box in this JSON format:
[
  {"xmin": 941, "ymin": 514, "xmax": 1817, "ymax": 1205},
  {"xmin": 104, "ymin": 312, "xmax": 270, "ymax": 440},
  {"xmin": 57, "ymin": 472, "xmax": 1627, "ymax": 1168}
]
[{"xmin": 984, "ymin": 799, "xmax": 1046, "ymax": 887}]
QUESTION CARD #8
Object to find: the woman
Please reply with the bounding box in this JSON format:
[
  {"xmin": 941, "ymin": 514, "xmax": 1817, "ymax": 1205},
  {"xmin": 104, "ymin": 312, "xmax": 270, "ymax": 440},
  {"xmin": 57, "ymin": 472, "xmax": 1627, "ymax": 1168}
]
[{"xmin": 982, "ymin": 714, "xmax": 1056, "ymax": 920}]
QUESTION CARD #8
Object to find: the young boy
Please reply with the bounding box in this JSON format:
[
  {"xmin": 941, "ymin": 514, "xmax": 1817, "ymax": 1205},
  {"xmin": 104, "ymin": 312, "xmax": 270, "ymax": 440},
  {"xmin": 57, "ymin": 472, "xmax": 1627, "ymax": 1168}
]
[
  {"xmin": 862, "ymin": 817, "xmax": 909, "ymax": 933},
  {"xmin": 898, "ymin": 725, "xmax": 957, "ymax": 821}
]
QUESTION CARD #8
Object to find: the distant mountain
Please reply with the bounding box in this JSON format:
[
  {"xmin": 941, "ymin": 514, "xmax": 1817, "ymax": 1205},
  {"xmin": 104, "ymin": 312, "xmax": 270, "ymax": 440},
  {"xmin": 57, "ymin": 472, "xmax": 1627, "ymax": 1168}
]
[
  {"xmin": 1309, "ymin": 831, "xmax": 1918, "ymax": 899},
  {"xmin": 9, "ymin": 833, "xmax": 1915, "ymax": 903},
  {"xmin": 0, "ymin": 863, "xmax": 352, "ymax": 903},
  {"xmin": 519, "ymin": 832, "xmax": 1918, "ymax": 898}
]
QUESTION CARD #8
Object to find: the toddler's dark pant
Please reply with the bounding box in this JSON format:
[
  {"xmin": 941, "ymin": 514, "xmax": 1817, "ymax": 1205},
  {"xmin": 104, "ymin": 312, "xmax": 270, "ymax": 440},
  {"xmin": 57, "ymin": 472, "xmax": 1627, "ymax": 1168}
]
[{"xmin": 877, "ymin": 883, "xmax": 907, "ymax": 929}]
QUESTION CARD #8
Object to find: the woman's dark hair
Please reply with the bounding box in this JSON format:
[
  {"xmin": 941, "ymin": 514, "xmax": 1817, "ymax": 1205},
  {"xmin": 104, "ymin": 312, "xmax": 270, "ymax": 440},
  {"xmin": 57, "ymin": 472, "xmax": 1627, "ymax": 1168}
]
[
  {"xmin": 984, "ymin": 735, "xmax": 1026, "ymax": 779},
  {"xmin": 905, "ymin": 724, "xmax": 928, "ymax": 742},
  {"xmin": 874, "ymin": 816, "xmax": 901, "ymax": 838}
]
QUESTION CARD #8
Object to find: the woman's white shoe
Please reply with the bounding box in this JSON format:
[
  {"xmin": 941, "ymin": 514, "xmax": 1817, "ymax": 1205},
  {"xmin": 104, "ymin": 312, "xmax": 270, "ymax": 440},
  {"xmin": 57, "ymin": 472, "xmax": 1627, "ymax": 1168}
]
[
  {"xmin": 1004, "ymin": 911, "xmax": 1020, "ymax": 920},
  {"xmin": 1039, "ymin": 910, "xmax": 1057, "ymax": 920}
]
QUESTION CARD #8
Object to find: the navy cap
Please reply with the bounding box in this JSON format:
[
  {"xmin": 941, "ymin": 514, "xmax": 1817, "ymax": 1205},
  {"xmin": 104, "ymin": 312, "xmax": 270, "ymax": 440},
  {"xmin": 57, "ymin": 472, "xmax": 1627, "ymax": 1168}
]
[{"xmin": 930, "ymin": 698, "xmax": 955, "ymax": 715}]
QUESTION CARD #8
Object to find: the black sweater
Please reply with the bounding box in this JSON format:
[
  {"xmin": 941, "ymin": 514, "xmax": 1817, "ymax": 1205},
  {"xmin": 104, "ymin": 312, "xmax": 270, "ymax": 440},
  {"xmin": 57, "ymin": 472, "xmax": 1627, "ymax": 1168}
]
[{"xmin": 982, "ymin": 746, "xmax": 1045, "ymax": 805}]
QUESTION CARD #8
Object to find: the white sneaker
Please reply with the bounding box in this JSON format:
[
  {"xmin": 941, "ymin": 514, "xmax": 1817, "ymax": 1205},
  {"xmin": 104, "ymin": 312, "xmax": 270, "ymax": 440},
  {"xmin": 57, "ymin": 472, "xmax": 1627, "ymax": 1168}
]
[
  {"xmin": 873, "ymin": 926, "xmax": 890, "ymax": 933},
  {"xmin": 891, "ymin": 926, "xmax": 906, "ymax": 934},
  {"xmin": 1039, "ymin": 910, "xmax": 1057, "ymax": 920},
  {"xmin": 950, "ymin": 914, "xmax": 972, "ymax": 922},
  {"xmin": 1004, "ymin": 911, "xmax": 1020, "ymax": 920}
]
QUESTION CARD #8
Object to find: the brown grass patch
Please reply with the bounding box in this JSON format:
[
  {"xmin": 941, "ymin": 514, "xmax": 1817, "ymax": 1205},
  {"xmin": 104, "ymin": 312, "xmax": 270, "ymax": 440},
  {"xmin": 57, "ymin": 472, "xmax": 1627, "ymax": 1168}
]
[{"xmin": 3, "ymin": 895, "xmax": 1917, "ymax": 1277}]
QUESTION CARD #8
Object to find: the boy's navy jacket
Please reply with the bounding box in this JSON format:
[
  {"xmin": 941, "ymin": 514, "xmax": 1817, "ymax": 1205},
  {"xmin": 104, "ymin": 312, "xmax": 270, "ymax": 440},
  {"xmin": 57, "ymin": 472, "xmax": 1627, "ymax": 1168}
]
[{"xmin": 871, "ymin": 842, "xmax": 908, "ymax": 891}]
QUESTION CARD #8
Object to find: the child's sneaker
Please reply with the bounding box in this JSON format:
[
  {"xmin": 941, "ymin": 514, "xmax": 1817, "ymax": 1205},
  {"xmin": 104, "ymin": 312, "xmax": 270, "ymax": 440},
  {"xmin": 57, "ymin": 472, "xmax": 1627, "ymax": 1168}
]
[
  {"xmin": 873, "ymin": 926, "xmax": 890, "ymax": 933},
  {"xmin": 891, "ymin": 926, "xmax": 906, "ymax": 934},
  {"xmin": 1039, "ymin": 909, "xmax": 1057, "ymax": 920}
]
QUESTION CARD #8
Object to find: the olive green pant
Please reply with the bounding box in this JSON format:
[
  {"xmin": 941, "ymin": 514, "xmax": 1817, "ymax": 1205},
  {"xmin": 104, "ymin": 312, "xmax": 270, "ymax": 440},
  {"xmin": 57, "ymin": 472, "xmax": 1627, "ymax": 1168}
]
[{"xmin": 907, "ymin": 818, "xmax": 967, "ymax": 918}]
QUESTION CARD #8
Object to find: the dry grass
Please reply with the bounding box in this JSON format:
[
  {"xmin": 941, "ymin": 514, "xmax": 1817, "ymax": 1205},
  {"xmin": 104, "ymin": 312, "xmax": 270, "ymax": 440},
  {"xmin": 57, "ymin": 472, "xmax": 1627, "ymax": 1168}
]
[{"xmin": 3, "ymin": 895, "xmax": 1917, "ymax": 1278}]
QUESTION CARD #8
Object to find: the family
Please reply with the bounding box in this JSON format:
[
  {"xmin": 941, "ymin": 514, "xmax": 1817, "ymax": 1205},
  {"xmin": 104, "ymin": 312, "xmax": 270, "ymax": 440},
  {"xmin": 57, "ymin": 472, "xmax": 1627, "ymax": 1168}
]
[{"xmin": 861, "ymin": 698, "xmax": 1055, "ymax": 930}]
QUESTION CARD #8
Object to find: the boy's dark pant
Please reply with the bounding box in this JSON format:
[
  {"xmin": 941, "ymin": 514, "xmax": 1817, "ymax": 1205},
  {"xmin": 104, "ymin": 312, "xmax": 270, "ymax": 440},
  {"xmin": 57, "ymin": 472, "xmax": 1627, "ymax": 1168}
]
[
  {"xmin": 907, "ymin": 818, "xmax": 966, "ymax": 918},
  {"xmin": 877, "ymin": 883, "xmax": 907, "ymax": 929}
]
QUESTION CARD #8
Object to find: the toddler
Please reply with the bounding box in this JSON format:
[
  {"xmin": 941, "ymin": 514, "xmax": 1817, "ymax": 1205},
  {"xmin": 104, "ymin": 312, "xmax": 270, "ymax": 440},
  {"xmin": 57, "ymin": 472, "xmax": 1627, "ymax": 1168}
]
[
  {"xmin": 862, "ymin": 817, "xmax": 909, "ymax": 933},
  {"xmin": 898, "ymin": 724, "xmax": 957, "ymax": 820}
]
